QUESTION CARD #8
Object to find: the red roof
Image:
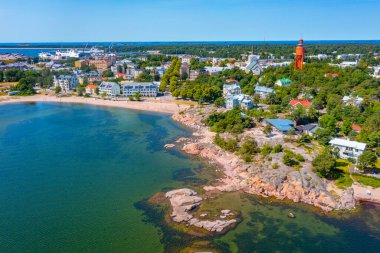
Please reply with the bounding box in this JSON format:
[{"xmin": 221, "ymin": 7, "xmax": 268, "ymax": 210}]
[
  {"xmin": 289, "ymin": 100, "xmax": 313, "ymax": 107},
  {"xmin": 226, "ymin": 79, "xmax": 238, "ymax": 83},
  {"xmin": 86, "ymin": 84, "xmax": 97, "ymax": 89},
  {"xmin": 116, "ymin": 73, "xmax": 126, "ymax": 77},
  {"xmin": 352, "ymin": 125, "xmax": 362, "ymax": 131}
]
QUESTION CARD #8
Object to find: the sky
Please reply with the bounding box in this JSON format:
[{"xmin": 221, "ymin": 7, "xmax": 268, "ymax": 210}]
[{"xmin": 0, "ymin": 0, "xmax": 379, "ymax": 42}]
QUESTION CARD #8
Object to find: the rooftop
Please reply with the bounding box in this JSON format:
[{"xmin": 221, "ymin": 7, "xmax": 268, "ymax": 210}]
[
  {"xmin": 329, "ymin": 138, "xmax": 366, "ymax": 151},
  {"xmin": 265, "ymin": 119, "xmax": 294, "ymax": 132},
  {"xmin": 289, "ymin": 99, "xmax": 312, "ymax": 107}
]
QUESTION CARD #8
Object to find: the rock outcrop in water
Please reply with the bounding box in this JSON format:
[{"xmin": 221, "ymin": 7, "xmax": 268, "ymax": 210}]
[
  {"xmin": 165, "ymin": 188, "xmax": 237, "ymax": 232},
  {"xmin": 173, "ymin": 108, "xmax": 357, "ymax": 212}
]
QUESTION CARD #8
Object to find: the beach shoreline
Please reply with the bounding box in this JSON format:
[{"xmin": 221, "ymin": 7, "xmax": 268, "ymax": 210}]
[
  {"xmin": 0, "ymin": 95, "xmax": 190, "ymax": 114},
  {"xmin": 2, "ymin": 95, "xmax": 379, "ymax": 211}
]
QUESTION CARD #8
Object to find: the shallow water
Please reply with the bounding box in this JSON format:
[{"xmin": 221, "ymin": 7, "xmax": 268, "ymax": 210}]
[{"xmin": 0, "ymin": 102, "xmax": 379, "ymax": 253}]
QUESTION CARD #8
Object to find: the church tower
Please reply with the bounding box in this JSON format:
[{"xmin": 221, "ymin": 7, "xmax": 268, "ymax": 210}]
[{"xmin": 294, "ymin": 39, "xmax": 305, "ymax": 70}]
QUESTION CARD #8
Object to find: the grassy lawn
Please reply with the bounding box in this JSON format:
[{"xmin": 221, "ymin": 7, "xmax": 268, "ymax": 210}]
[
  {"xmin": 352, "ymin": 174, "xmax": 380, "ymax": 188},
  {"xmin": 334, "ymin": 159, "xmax": 353, "ymax": 189}
]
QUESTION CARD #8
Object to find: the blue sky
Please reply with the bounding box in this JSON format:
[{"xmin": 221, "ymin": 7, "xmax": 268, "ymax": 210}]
[{"xmin": 1, "ymin": 0, "xmax": 379, "ymax": 42}]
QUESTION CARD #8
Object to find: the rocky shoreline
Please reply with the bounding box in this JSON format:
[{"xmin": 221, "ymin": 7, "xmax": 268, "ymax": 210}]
[
  {"xmin": 165, "ymin": 189, "xmax": 237, "ymax": 233},
  {"xmin": 172, "ymin": 107, "xmax": 357, "ymax": 212}
]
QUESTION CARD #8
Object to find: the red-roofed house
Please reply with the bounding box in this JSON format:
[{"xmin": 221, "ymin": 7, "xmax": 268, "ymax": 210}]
[
  {"xmin": 351, "ymin": 125, "xmax": 362, "ymax": 132},
  {"xmin": 85, "ymin": 84, "xmax": 97, "ymax": 95},
  {"xmin": 226, "ymin": 79, "xmax": 238, "ymax": 83},
  {"xmin": 289, "ymin": 99, "xmax": 313, "ymax": 108},
  {"xmin": 116, "ymin": 73, "xmax": 126, "ymax": 79}
]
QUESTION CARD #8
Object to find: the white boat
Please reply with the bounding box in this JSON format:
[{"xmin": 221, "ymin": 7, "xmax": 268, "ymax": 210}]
[{"xmin": 55, "ymin": 49, "xmax": 81, "ymax": 58}]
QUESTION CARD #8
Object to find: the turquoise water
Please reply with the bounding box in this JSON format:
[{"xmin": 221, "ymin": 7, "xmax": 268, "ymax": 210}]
[
  {"xmin": 0, "ymin": 102, "xmax": 379, "ymax": 253},
  {"xmin": 0, "ymin": 102, "xmax": 203, "ymax": 252}
]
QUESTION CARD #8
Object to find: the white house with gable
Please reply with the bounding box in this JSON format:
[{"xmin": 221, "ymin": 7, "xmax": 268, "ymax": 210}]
[{"xmin": 329, "ymin": 138, "xmax": 366, "ymax": 160}]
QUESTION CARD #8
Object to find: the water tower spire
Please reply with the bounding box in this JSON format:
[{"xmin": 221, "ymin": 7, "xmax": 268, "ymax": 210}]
[{"xmin": 294, "ymin": 38, "xmax": 305, "ymax": 70}]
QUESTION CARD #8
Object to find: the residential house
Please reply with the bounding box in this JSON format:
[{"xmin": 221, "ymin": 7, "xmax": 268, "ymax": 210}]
[
  {"xmin": 254, "ymin": 84, "xmax": 274, "ymax": 98},
  {"xmin": 226, "ymin": 94, "xmax": 254, "ymax": 110},
  {"xmin": 295, "ymin": 124, "xmax": 320, "ymax": 136},
  {"xmin": 99, "ymin": 82, "xmax": 121, "ymax": 96},
  {"xmin": 342, "ymin": 95, "xmax": 363, "ymax": 107},
  {"xmin": 223, "ymin": 83, "xmax": 241, "ymax": 97},
  {"xmin": 53, "ymin": 75, "xmax": 79, "ymax": 93},
  {"xmin": 189, "ymin": 70, "xmax": 199, "ymax": 81},
  {"xmin": 77, "ymin": 71, "xmax": 102, "ymax": 84},
  {"xmin": 275, "ymin": 78, "xmax": 292, "ymax": 87},
  {"xmin": 289, "ymin": 99, "xmax": 313, "ymax": 108},
  {"xmin": 264, "ymin": 119, "xmax": 294, "ymax": 133},
  {"xmin": 85, "ymin": 84, "xmax": 97, "ymax": 95},
  {"xmin": 329, "ymin": 138, "xmax": 366, "ymax": 160},
  {"xmin": 122, "ymin": 82, "xmax": 158, "ymax": 97},
  {"xmin": 351, "ymin": 125, "xmax": 362, "ymax": 132}
]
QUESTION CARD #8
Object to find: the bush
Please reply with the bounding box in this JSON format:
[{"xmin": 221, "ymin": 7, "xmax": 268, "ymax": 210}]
[
  {"xmin": 283, "ymin": 154, "xmax": 299, "ymax": 166},
  {"xmin": 272, "ymin": 163, "xmax": 279, "ymax": 169},
  {"xmin": 238, "ymin": 137, "xmax": 260, "ymax": 161},
  {"xmin": 261, "ymin": 144, "xmax": 273, "ymax": 157},
  {"xmin": 205, "ymin": 107, "xmax": 253, "ymax": 134},
  {"xmin": 312, "ymin": 152, "xmax": 337, "ymax": 179},
  {"xmin": 272, "ymin": 144, "xmax": 283, "ymax": 153},
  {"xmin": 214, "ymin": 134, "xmax": 239, "ymax": 152}
]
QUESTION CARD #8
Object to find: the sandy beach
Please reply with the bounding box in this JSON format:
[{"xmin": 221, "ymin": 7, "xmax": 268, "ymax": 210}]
[{"xmin": 0, "ymin": 95, "xmax": 191, "ymax": 114}]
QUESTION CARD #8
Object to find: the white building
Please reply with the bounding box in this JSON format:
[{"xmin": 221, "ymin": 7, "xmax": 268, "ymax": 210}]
[
  {"xmin": 342, "ymin": 95, "xmax": 363, "ymax": 107},
  {"xmin": 245, "ymin": 58, "xmax": 263, "ymax": 75},
  {"xmin": 226, "ymin": 94, "xmax": 254, "ymax": 110},
  {"xmin": 223, "ymin": 83, "xmax": 241, "ymax": 98},
  {"xmin": 99, "ymin": 82, "xmax": 121, "ymax": 96},
  {"xmin": 330, "ymin": 61, "xmax": 359, "ymax": 68},
  {"xmin": 53, "ymin": 75, "xmax": 79, "ymax": 93},
  {"xmin": 329, "ymin": 138, "xmax": 366, "ymax": 160},
  {"xmin": 254, "ymin": 84, "xmax": 274, "ymax": 98},
  {"xmin": 122, "ymin": 82, "xmax": 158, "ymax": 97},
  {"xmin": 204, "ymin": 66, "xmax": 233, "ymax": 76}
]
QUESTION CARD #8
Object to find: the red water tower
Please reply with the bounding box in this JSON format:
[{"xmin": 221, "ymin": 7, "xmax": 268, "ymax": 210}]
[{"xmin": 294, "ymin": 39, "xmax": 304, "ymax": 70}]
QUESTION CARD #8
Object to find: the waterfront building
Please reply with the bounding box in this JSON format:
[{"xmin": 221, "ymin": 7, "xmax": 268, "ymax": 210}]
[
  {"xmin": 226, "ymin": 94, "xmax": 254, "ymax": 110},
  {"xmin": 264, "ymin": 119, "xmax": 294, "ymax": 133},
  {"xmin": 77, "ymin": 71, "xmax": 102, "ymax": 84},
  {"xmin": 122, "ymin": 82, "xmax": 158, "ymax": 97},
  {"xmin": 85, "ymin": 84, "xmax": 97, "ymax": 95},
  {"xmin": 99, "ymin": 82, "xmax": 120, "ymax": 96},
  {"xmin": 275, "ymin": 78, "xmax": 292, "ymax": 87},
  {"xmin": 53, "ymin": 75, "xmax": 79, "ymax": 93},
  {"xmin": 329, "ymin": 138, "xmax": 366, "ymax": 160},
  {"xmin": 254, "ymin": 84, "xmax": 274, "ymax": 98}
]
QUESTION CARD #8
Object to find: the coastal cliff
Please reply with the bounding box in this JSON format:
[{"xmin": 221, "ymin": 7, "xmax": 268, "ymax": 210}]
[{"xmin": 173, "ymin": 107, "xmax": 356, "ymax": 212}]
